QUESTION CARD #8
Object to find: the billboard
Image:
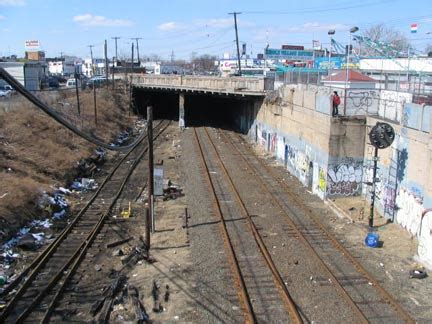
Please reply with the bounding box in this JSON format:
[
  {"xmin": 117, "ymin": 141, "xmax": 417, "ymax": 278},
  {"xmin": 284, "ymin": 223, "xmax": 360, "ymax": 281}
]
[
  {"xmin": 265, "ymin": 48, "xmax": 314, "ymax": 60},
  {"xmin": 25, "ymin": 40, "xmax": 40, "ymax": 51}
]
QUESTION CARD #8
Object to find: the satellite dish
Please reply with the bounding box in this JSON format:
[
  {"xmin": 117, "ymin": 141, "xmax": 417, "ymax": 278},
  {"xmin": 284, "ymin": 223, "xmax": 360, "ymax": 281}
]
[{"xmin": 369, "ymin": 122, "xmax": 395, "ymax": 149}]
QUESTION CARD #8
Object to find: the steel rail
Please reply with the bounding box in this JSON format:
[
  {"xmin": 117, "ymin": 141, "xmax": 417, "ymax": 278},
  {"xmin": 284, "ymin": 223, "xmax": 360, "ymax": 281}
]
[
  {"xmin": 202, "ymin": 127, "xmax": 303, "ymax": 324},
  {"xmin": 193, "ymin": 127, "xmax": 256, "ymax": 324},
  {"xmin": 229, "ymin": 130, "xmax": 415, "ymax": 324},
  {"xmin": 0, "ymin": 120, "xmax": 162, "ymax": 300},
  {"xmin": 0, "ymin": 120, "xmax": 170, "ymax": 323}
]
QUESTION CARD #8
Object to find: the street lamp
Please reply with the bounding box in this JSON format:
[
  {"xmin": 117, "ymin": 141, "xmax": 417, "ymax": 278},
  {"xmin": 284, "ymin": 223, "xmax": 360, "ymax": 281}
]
[
  {"xmin": 328, "ymin": 29, "xmax": 336, "ymax": 91},
  {"xmin": 345, "ymin": 26, "xmax": 359, "ymax": 91}
]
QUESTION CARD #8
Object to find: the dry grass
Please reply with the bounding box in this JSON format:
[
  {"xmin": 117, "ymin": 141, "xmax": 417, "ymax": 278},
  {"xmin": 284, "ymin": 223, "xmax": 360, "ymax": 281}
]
[{"xmin": 0, "ymin": 84, "xmax": 134, "ymax": 241}]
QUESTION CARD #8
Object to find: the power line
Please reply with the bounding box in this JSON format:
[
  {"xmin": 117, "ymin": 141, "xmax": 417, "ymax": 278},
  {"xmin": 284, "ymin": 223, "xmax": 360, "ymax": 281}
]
[{"xmin": 242, "ymin": 0, "xmax": 394, "ymax": 15}]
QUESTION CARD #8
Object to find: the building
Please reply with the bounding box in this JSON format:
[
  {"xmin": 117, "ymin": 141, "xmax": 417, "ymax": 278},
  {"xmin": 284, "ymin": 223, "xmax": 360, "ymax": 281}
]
[
  {"xmin": 321, "ymin": 70, "xmax": 377, "ymax": 89},
  {"xmin": 25, "ymin": 51, "xmax": 45, "ymax": 62},
  {"xmin": 47, "ymin": 57, "xmax": 76, "ymax": 76},
  {"xmin": 0, "ymin": 61, "xmax": 47, "ymax": 90}
]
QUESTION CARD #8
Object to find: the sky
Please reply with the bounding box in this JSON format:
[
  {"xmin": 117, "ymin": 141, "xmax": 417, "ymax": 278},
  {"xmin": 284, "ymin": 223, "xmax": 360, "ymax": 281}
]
[{"xmin": 0, "ymin": 0, "xmax": 431, "ymax": 60}]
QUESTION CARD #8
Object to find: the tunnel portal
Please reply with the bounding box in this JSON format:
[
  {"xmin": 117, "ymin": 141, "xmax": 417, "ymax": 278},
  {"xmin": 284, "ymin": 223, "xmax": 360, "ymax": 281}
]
[{"xmin": 133, "ymin": 88, "xmax": 262, "ymax": 134}]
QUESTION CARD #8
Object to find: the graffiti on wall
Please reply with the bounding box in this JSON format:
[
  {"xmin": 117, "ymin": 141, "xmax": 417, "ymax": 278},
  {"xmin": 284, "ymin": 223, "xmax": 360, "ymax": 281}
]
[
  {"xmin": 395, "ymin": 187, "xmax": 424, "ymax": 236},
  {"xmin": 327, "ymin": 158, "xmax": 363, "ymax": 196},
  {"xmin": 378, "ymin": 90, "xmax": 411, "ymax": 122},
  {"xmin": 285, "ymin": 144, "xmax": 311, "ymax": 184},
  {"xmin": 418, "ymin": 211, "xmax": 432, "ymax": 267},
  {"xmin": 318, "ymin": 167, "xmax": 327, "ymax": 193},
  {"xmin": 346, "ymin": 90, "xmax": 379, "ymax": 115}
]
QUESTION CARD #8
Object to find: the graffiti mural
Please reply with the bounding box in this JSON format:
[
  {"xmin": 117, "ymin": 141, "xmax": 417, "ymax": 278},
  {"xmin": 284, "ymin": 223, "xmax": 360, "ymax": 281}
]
[
  {"xmin": 327, "ymin": 158, "xmax": 363, "ymax": 196},
  {"xmin": 345, "ymin": 90, "xmax": 379, "ymax": 115}
]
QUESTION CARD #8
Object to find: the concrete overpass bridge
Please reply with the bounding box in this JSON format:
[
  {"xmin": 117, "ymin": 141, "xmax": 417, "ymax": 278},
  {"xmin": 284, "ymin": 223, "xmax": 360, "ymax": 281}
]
[{"xmin": 131, "ymin": 74, "xmax": 271, "ymax": 130}]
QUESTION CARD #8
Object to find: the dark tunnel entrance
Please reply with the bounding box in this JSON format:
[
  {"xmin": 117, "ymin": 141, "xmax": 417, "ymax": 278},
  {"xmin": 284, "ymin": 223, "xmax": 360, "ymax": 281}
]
[{"xmin": 133, "ymin": 88, "xmax": 262, "ymax": 134}]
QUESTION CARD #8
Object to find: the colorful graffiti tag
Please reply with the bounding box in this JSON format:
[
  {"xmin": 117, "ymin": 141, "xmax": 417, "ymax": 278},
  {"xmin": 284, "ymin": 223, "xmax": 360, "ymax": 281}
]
[{"xmin": 327, "ymin": 159, "xmax": 363, "ymax": 196}]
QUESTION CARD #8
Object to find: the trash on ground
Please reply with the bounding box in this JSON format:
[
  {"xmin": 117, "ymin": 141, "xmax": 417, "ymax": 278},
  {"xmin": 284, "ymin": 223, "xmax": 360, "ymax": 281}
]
[{"xmin": 409, "ymin": 269, "xmax": 428, "ymax": 279}]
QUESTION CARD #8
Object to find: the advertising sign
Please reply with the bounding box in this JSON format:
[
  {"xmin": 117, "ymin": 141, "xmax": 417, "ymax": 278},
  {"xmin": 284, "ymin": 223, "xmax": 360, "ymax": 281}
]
[{"xmin": 25, "ymin": 40, "xmax": 40, "ymax": 51}]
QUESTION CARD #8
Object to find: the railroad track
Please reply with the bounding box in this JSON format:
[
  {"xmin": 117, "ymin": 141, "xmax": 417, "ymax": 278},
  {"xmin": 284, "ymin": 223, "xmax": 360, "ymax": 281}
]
[
  {"xmin": 193, "ymin": 127, "xmax": 303, "ymax": 323},
  {"xmin": 0, "ymin": 120, "xmax": 170, "ymax": 323},
  {"xmin": 216, "ymin": 127, "xmax": 414, "ymax": 323}
]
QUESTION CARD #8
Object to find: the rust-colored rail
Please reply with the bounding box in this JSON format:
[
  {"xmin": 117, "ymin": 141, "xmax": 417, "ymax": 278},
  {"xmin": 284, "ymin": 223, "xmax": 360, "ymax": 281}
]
[
  {"xmin": 193, "ymin": 127, "xmax": 256, "ymax": 323},
  {"xmin": 202, "ymin": 127, "xmax": 304, "ymax": 323},
  {"xmin": 226, "ymin": 129, "xmax": 415, "ymax": 324},
  {"xmin": 196, "ymin": 127, "xmax": 303, "ymax": 323}
]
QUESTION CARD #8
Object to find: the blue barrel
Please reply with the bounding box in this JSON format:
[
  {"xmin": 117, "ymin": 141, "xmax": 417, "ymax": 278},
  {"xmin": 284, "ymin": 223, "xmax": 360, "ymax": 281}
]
[{"xmin": 365, "ymin": 232, "xmax": 380, "ymax": 248}]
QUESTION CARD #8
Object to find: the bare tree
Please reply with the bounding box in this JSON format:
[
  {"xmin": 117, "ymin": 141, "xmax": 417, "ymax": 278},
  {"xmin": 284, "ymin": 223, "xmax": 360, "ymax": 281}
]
[
  {"xmin": 191, "ymin": 54, "xmax": 217, "ymax": 72},
  {"xmin": 359, "ymin": 24, "xmax": 411, "ymax": 57},
  {"xmin": 425, "ymin": 44, "xmax": 432, "ymax": 57}
]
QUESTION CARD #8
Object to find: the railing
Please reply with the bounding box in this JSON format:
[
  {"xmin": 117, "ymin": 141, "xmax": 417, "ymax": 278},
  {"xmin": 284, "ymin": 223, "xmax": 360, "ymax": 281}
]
[{"xmin": 130, "ymin": 74, "xmax": 267, "ymax": 93}]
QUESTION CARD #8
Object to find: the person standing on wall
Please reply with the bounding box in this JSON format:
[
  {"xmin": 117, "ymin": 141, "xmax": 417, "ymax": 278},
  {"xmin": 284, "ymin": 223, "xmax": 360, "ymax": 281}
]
[{"xmin": 332, "ymin": 91, "xmax": 341, "ymax": 117}]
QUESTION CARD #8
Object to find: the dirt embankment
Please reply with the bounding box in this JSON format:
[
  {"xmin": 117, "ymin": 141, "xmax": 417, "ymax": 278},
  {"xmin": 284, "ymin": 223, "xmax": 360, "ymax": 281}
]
[{"xmin": 0, "ymin": 85, "xmax": 134, "ymax": 242}]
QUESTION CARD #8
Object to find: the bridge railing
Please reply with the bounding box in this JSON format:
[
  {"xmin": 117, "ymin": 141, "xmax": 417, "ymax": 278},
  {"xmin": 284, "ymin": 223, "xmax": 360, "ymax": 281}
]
[{"xmin": 130, "ymin": 74, "xmax": 267, "ymax": 93}]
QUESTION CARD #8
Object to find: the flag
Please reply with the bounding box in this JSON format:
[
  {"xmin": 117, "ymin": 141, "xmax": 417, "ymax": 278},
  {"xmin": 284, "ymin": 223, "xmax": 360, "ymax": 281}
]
[{"xmin": 411, "ymin": 23, "xmax": 418, "ymax": 33}]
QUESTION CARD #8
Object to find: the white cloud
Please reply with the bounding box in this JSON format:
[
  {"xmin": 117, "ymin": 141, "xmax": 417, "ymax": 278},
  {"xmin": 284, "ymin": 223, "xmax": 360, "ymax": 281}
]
[
  {"xmin": 195, "ymin": 18, "xmax": 254, "ymax": 29},
  {"xmin": 0, "ymin": 0, "xmax": 25, "ymax": 6},
  {"xmin": 73, "ymin": 14, "xmax": 133, "ymax": 27},
  {"xmin": 287, "ymin": 22, "xmax": 349, "ymax": 32},
  {"xmin": 157, "ymin": 22, "xmax": 185, "ymax": 31}
]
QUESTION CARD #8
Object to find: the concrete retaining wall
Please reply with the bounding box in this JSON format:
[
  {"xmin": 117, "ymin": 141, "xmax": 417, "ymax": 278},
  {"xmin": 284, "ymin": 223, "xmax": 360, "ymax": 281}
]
[{"xmin": 251, "ymin": 85, "xmax": 365, "ymax": 200}]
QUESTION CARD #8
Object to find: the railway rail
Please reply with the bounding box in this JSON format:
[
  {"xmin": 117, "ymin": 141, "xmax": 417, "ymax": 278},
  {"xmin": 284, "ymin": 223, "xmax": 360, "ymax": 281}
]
[
  {"xmin": 193, "ymin": 127, "xmax": 303, "ymax": 323},
  {"xmin": 216, "ymin": 127, "xmax": 414, "ymax": 323},
  {"xmin": 0, "ymin": 120, "xmax": 170, "ymax": 323}
]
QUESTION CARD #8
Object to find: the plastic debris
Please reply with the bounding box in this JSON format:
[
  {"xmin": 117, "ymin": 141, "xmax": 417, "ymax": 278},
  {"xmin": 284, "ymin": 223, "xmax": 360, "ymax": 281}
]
[
  {"xmin": 409, "ymin": 269, "xmax": 428, "ymax": 279},
  {"xmin": 365, "ymin": 232, "xmax": 380, "ymax": 248}
]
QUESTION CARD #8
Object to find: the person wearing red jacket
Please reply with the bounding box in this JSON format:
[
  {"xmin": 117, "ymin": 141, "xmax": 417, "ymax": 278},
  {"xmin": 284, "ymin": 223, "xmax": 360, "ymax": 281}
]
[{"xmin": 332, "ymin": 91, "xmax": 341, "ymax": 117}]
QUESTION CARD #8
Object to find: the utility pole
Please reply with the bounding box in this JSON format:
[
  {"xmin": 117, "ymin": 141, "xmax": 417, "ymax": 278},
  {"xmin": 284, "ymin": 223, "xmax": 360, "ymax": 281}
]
[
  {"xmin": 74, "ymin": 67, "xmax": 81, "ymax": 115},
  {"xmin": 111, "ymin": 36, "xmax": 120, "ymax": 61},
  {"xmin": 88, "ymin": 45, "xmax": 94, "ymax": 76},
  {"xmin": 147, "ymin": 106, "xmax": 155, "ymax": 232},
  {"xmin": 131, "ymin": 37, "xmax": 142, "ymax": 63},
  {"xmin": 104, "ymin": 40, "xmax": 109, "ymax": 84},
  {"xmin": 229, "ymin": 12, "xmax": 242, "ymax": 76},
  {"xmin": 59, "ymin": 52, "xmax": 64, "ymax": 59},
  {"xmin": 93, "ymin": 82, "xmax": 97, "ymax": 125},
  {"xmin": 131, "ymin": 42, "xmax": 134, "ymax": 71}
]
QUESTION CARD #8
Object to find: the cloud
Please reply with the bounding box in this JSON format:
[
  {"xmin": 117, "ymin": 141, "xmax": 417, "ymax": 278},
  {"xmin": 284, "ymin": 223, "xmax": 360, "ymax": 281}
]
[
  {"xmin": 0, "ymin": 15, "xmax": 5, "ymax": 20},
  {"xmin": 0, "ymin": 0, "xmax": 25, "ymax": 5},
  {"xmin": 73, "ymin": 14, "xmax": 133, "ymax": 27},
  {"xmin": 157, "ymin": 22, "xmax": 185, "ymax": 31},
  {"xmin": 195, "ymin": 18, "xmax": 254, "ymax": 29},
  {"xmin": 288, "ymin": 22, "xmax": 349, "ymax": 32}
]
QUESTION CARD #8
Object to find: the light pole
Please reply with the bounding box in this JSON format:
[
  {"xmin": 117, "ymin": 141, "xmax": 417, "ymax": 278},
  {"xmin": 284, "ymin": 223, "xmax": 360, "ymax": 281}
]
[
  {"xmin": 328, "ymin": 29, "xmax": 336, "ymax": 92},
  {"xmin": 344, "ymin": 26, "xmax": 359, "ymax": 112}
]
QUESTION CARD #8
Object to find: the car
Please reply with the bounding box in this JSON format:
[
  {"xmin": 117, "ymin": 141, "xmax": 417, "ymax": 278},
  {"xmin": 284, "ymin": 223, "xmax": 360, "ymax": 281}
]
[
  {"xmin": 0, "ymin": 89, "xmax": 11, "ymax": 97},
  {"xmin": 66, "ymin": 78, "xmax": 80, "ymax": 88},
  {"xmin": 88, "ymin": 76, "xmax": 108, "ymax": 89}
]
